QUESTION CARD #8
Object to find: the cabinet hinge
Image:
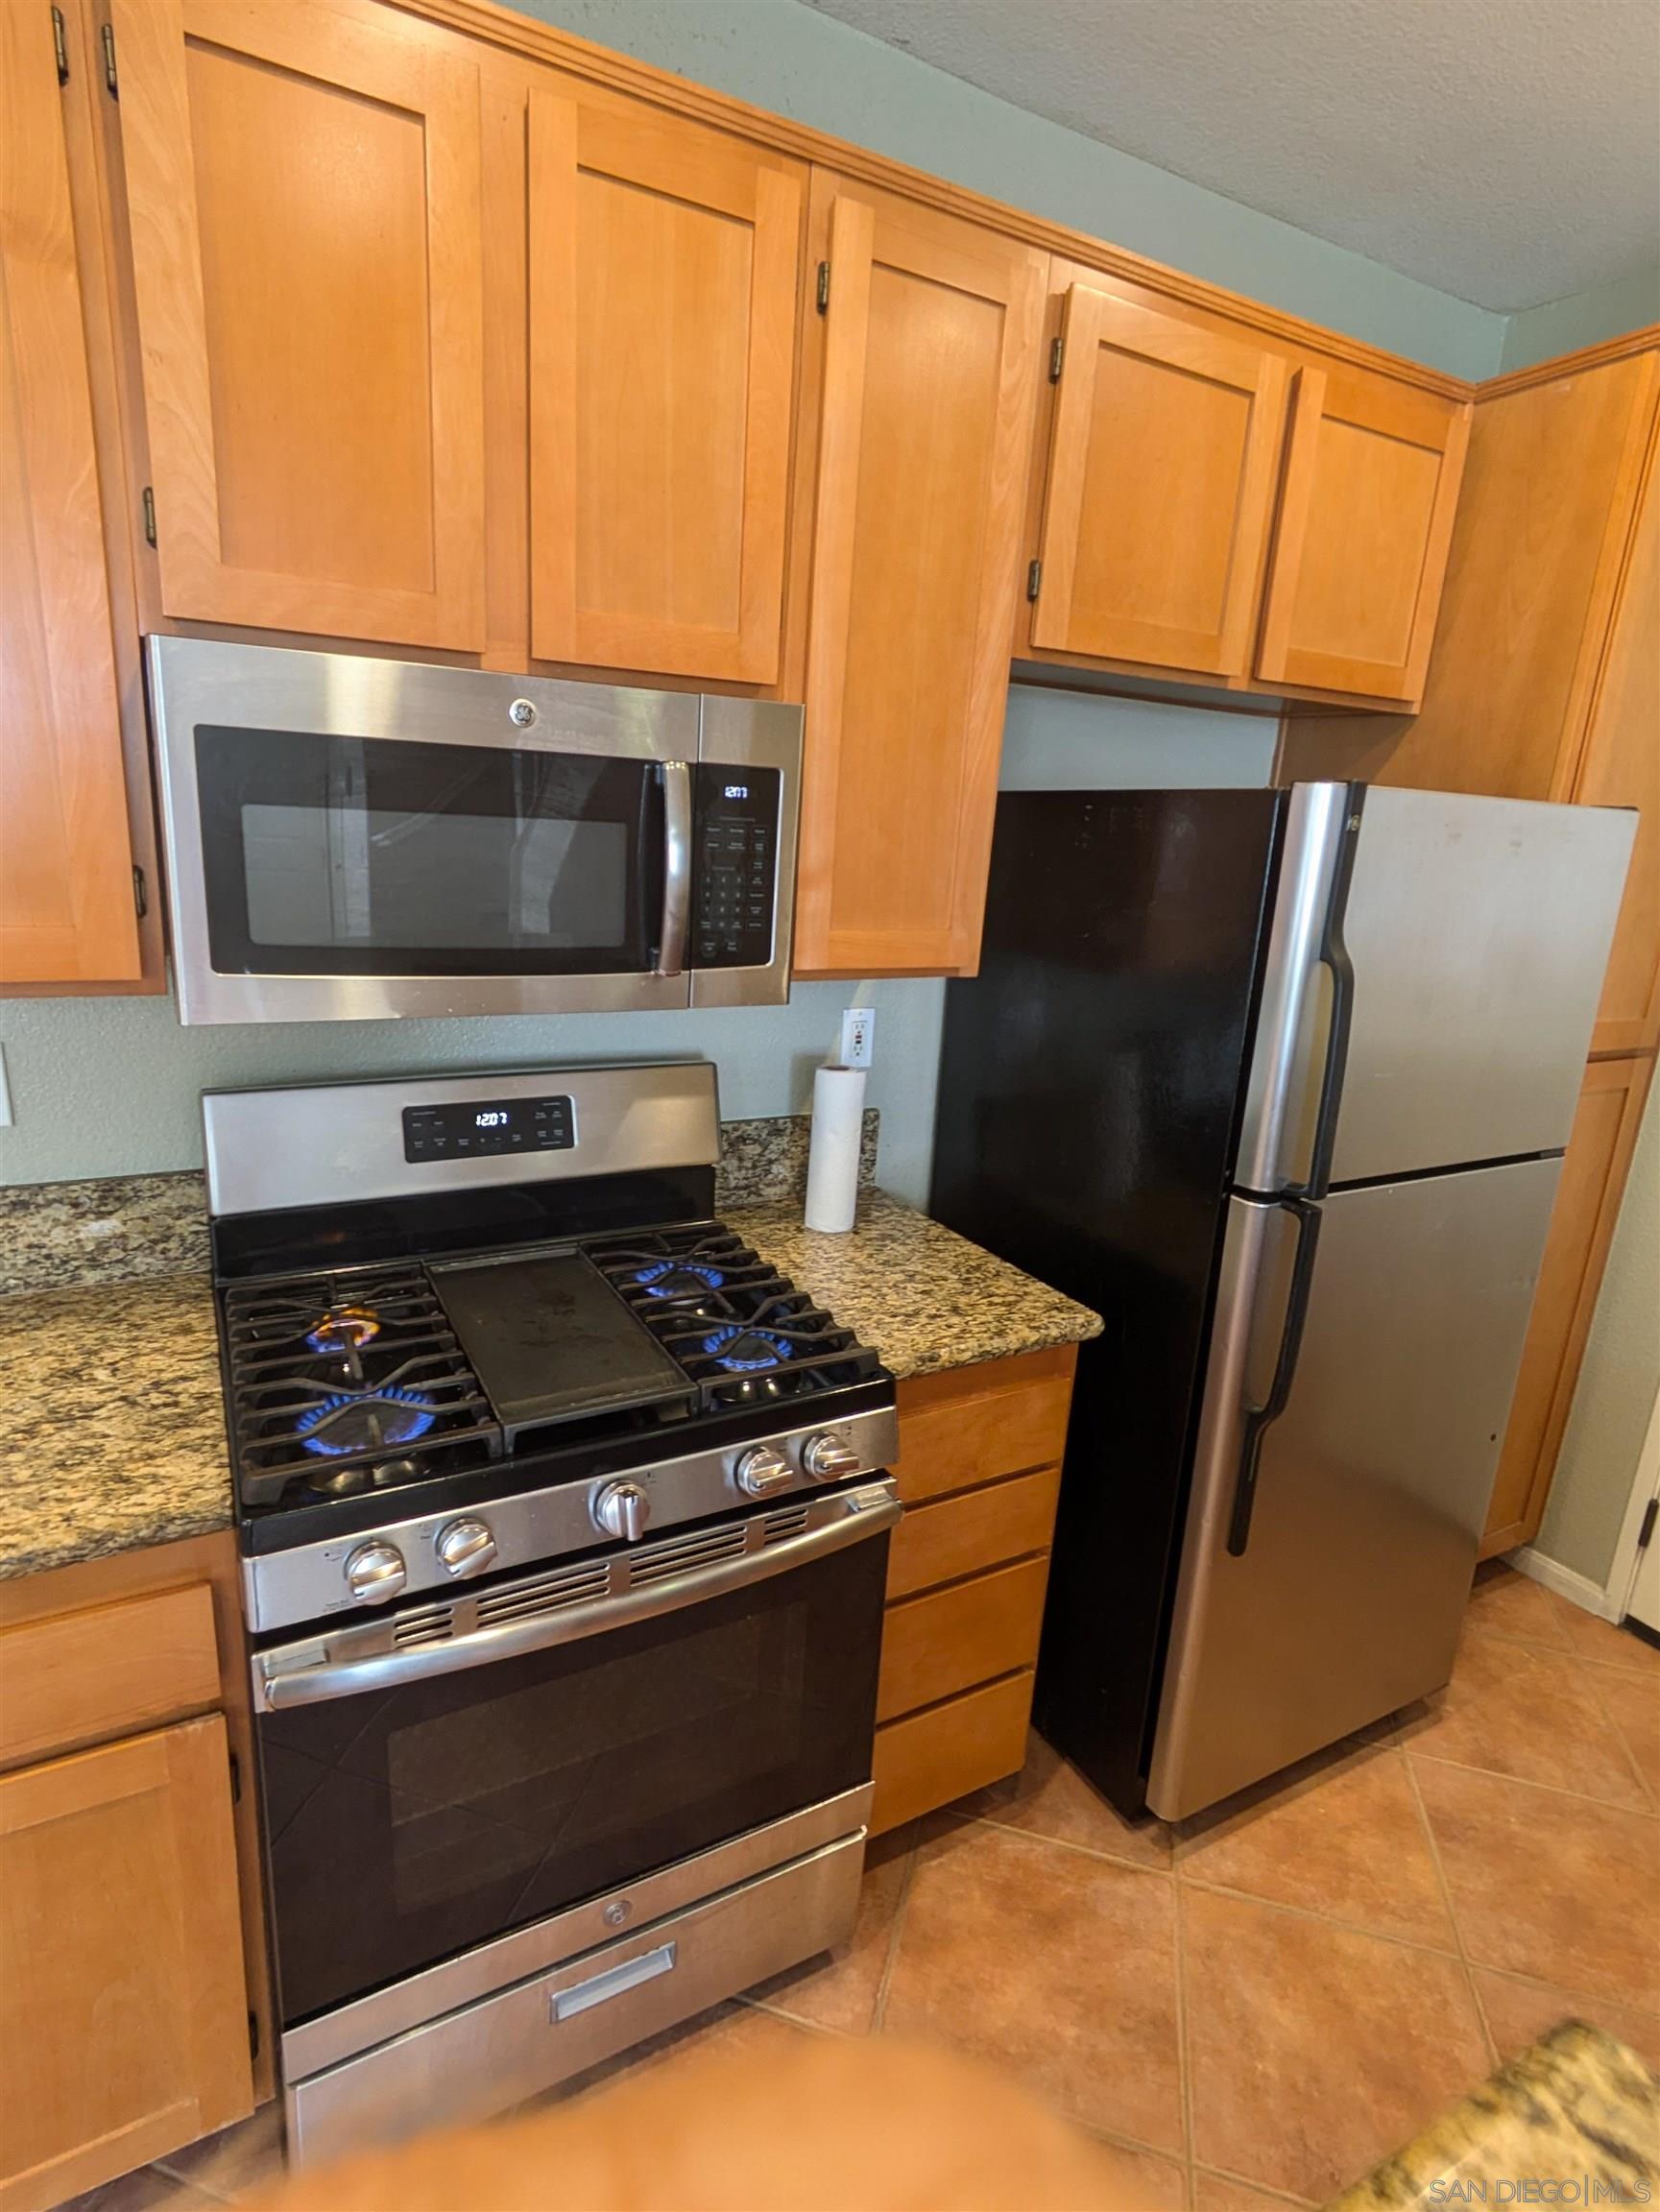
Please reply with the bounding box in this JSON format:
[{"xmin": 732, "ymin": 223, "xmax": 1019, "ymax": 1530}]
[
  {"xmin": 248, "ymin": 2010, "xmax": 260, "ymax": 2061},
  {"xmin": 1025, "ymin": 557, "xmax": 1042, "ymax": 602},
  {"xmin": 51, "ymin": 6, "xmax": 70, "ymax": 84},
  {"xmin": 1048, "ymin": 333, "xmax": 1064, "ymax": 382},
  {"xmin": 141, "ymin": 485, "xmax": 156, "ymax": 546},
  {"xmin": 132, "ymin": 863, "xmax": 147, "ymax": 920},
  {"xmin": 815, "ymin": 260, "xmax": 830, "ymax": 315},
  {"xmin": 1639, "ymin": 1498, "xmax": 1658, "ymax": 1552},
  {"xmin": 99, "ymin": 18, "xmax": 117, "ymax": 96}
]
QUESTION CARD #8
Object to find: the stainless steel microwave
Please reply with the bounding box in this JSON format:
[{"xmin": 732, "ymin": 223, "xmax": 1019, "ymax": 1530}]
[{"xmin": 145, "ymin": 637, "xmax": 803, "ymax": 1025}]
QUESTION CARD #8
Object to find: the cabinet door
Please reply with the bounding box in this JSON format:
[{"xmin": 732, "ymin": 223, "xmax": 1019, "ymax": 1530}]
[
  {"xmin": 1574, "ymin": 431, "xmax": 1660, "ymax": 1055},
  {"xmin": 112, "ymin": 0, "xmax": 485, "ymax": 648},
  {"xmin": 527, "ymin": 87, "xmax": 801, "ymax": 682},
  {"xmin": 1029, "ymin": 287, "xmax": 1287, "ymax": 675},
  {"xmin": 0, "ymin": 3, "xmax": 140, "ymax": 989},
  {"xmin": 794, "ymin": 183, "xmax": 1044, "ymax": 974},
  {"xmin": 0, "ymin": 1716, "xmax": 252, "ymax": 2209},
  {"xmin": 1257, "ymin": 366, "xmax": 1470, "ymax": 704},
  {"xmin": 1480, "ymin": 1056, "xmax": 1651, "ymax": 1556}
]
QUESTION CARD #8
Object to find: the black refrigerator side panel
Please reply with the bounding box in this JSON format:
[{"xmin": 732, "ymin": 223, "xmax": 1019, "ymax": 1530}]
[{"xmin": 929, "ymin": 788, "xmax": 1281, "ymax": 1814}]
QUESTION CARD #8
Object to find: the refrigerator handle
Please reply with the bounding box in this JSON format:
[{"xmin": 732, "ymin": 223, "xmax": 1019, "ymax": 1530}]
[
  {"xmin": 1287, "ymin": 786, "xmax": 1363, "ymax": 1201},
  {"xmin": 1227, "ymin": 1197, "xmax": 1321, "ymax": 1557}
]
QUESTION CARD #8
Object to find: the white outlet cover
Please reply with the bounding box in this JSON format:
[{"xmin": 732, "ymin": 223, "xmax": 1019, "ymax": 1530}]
[{"xmin": 840, "ymin": 1007, "xmax": 876, "ymax": 1069}]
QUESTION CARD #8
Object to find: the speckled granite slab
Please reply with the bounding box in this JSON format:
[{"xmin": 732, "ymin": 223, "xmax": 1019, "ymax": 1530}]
[
  {"xmin": 0, "ymin": 1274, "xmax": 231, "ymax": 1582},
  {"xmin": 724, "ymin": 1192, "xmax": 1101, "ymax": 1382},
  {"xmin": 714, "ymin": 1111, "xmax": 879, "ymax": 1209},
  {"xmin": 1327, "ymin": 2021, "xmax": 1658, "ymax": 2209}
]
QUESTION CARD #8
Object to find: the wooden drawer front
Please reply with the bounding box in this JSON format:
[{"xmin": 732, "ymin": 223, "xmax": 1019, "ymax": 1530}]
[
  {"xmin": 877, "ymin": 1556, "xmax": 1048, "ymax": 1723},
  {"xmin": 887, "ymin": 1467, "xmax": 1060, "ymax": 1601},
  {"xmin": 895, "ymin": 1371, "xmax": 1072, "ymax": 1506},
  {"xmin": 0, "ymin": 1583, "xmax": 220, "ymax": 1770},
  {"xmin": 870, "ymin": 1671, "xmax": 1034, "ymax": 1835}
]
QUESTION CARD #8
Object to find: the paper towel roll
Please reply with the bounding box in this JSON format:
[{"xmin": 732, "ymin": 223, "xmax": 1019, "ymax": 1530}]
[{"xmin": 805, "ymin": 1064, "xmax": 866, "ymax": 1233}]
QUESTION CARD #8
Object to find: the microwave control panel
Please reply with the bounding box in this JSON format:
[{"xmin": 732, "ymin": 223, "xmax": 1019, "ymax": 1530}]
[
  {"xmin": 402, "ymin": 1094, "xmax": 575, "ymax": 1163},
  {"xmin": 691, "ymin": 765, "xmax": 780, "ymax": 968}
]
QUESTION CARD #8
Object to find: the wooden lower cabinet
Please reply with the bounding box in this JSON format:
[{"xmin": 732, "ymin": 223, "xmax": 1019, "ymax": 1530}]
[
  {"xmin": 1481, "ymin": 1053, "xmax": 1654, "ymax": 1556},
  {"xmin": 0, "ymin": 1533, "xmax": 268, "ymax": 2211},
  {"xmin": 869, "ymin": 1346, "xmax": 1075, "ymax": 1835}
]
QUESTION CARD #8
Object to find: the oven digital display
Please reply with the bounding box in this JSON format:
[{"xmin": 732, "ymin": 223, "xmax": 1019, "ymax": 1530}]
[{"xmin": 402, "ymin": 1095, "xmax": 574, "ymax": 1163}]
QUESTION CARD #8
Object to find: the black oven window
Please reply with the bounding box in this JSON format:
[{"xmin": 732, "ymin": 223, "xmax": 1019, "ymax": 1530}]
[
  {"xmin": 257, "ymin": 1538, "xmax": 885, "ymax": 2028},
  {"xmin": 195, "ymin": 727, "xmax": 663, "ymax": 976}
]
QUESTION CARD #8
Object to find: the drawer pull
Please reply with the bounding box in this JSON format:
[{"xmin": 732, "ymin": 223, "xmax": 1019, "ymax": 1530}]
[{"xmin": 551, "ymin": 1941, "xmax": 677, "ymax": 2023}]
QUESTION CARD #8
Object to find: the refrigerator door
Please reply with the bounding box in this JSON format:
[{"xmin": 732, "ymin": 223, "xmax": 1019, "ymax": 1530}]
[
  {"xmin": 1237, "ymin": 785, "xmax": 1635, "ymax": 1193},
  {"xmin": 1146, "ymin": 1154, "xmax": 1562, "ymax": 1821}
]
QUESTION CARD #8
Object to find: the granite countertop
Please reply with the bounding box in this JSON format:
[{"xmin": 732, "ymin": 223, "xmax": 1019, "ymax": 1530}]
[
  {"xmin": 0, "ymin": 1273, "xmax": 232, "ymax": 1583},
  {"xmin": 725, "ymin": 1191, "xmax": 1101, "ymax": 1382},
  {"xmin": 0, "ymin": 1190, "xmax": 1099, "ymax": 1584}
]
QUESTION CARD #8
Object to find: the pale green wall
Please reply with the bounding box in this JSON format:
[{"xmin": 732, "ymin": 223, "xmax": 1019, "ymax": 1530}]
[
  {"xmin": 510, "ymin": 0, "xmax": 1506, "ymax": 380},
  {"xmin": 1535, "ymin": 1078, "xmax": 1660, "ymax": 1586},
  {"xmin": 1501, "ymin": 270, "xmax": 1660, "ymax": 373}
]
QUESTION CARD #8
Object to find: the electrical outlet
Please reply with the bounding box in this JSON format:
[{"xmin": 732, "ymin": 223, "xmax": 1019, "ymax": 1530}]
[{"xmin": 840, "ymin": 1006, "xmax": 875, "ymax": 1069}]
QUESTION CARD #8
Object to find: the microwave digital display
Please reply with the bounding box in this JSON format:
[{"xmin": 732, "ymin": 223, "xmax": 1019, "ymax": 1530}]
[{"xmin": 402, "ymin": 1095, "xmax": 575, "ymax": 1163}]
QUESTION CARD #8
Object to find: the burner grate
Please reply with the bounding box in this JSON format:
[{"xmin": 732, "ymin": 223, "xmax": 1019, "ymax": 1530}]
[{"xmin": 223, "ymin": 1264, "xmax": 501, "ymax": 1505}]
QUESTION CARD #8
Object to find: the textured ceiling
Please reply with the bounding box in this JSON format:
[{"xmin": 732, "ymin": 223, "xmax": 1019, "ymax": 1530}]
[{"xmin": 801, "ymin": 0, "xmax": 1660, "ymax": 312}]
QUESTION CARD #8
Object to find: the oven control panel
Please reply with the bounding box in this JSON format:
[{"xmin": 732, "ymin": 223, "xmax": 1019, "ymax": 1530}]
[
  {"xmin": 402, "ymin": 1094, "xmax": 574, "ymax": 1163},
  {"xmin": 692, "ymin": 765, "xmax": 779, "ymax": 969}
]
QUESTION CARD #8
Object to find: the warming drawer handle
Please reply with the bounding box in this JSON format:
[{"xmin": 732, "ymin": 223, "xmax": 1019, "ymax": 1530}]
[
  {"xmin": 551, "ymin": 1941, "xmax": 677, "ymax": 2023},
  {"xmin": 255, "ymin": 1487, "xmax": 901, "ymax": 1712},
  {"xmin": 656, "ymin": 759, "xmax": 692, "ymax": 978}
]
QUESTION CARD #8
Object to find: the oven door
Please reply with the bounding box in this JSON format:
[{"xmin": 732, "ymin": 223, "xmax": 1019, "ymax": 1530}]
[
  {"xmin": 253, "ymin": 1483, "xmax": 897, "ymax": 2032},
  {"xmin": 148, "ymin": 637, "xmax": 701, "ymax": 1024}
]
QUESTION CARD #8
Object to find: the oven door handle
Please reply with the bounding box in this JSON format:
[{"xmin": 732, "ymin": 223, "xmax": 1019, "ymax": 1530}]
[
  {"xmin": 255, "ymin": 1486, "xmax": 901, "ymax": 1712},
  {"xmin": 655, "ymin": 759, "xmax": 692, "ymax": 978}
]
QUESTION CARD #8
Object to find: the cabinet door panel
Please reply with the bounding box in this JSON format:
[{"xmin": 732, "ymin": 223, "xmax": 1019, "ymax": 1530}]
[
  {"xmin": 1258, "ymin": 366, "xmax": 1469, "ymax": 703},
  {"xmin": 113, "ymin": 0, "xmax": 485, "ymax": 647},
  {"xmin": 795, "ymin": 183, "xmax": 1044, "ymax": 974},
  {"xmin": 0, "ymin": 3, "xmax": 140, "ymax": 989},
  {"xmin": 1031, "ymin": 288, "xmax": 1287, "ymax": 675},
  {"xmin": 0, "ymin": 1716, "xmax": 252, "ymax": 2209},
  {"xmin": 1575, "ymin": 435, "xmax": 1660, "ymax": 1055},
  {"xmin": 528, "ymin": 88, "xmax": 801, "ymax": 681},
  {"xmin": 1480, "ymin": 1057, "xmax": 1650, "ymax": 1555}
]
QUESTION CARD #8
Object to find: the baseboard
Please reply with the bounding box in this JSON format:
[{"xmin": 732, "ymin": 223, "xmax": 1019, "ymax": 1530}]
[{"xmin": 1503, "ymin": 1545, "xmax": 1622, "ymax": 1622}]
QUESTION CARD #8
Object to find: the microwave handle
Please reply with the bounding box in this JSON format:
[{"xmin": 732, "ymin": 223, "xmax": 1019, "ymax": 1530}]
[{"xmin": 656, "ymin": 760, "xmax": 692, "ymax": 977}]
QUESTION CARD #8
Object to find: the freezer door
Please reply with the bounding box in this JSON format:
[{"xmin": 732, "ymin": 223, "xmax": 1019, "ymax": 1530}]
[
  {"xmin": 1146, "ymin": 1156, "xmax": 1562, "ymax": 1821},
  {"xmin": 1238, "ymin": 785, "xmax": 1635, "ymax": 1191}
]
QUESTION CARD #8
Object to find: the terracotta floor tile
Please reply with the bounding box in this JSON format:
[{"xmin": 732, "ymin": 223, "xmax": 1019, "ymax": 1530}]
[
  {"xmin": 1081, "ymin": 2137, "xmax": 1191, "ymax": 2210},
  {"xmin": 1183, "ymin": 1885, "xmax": 1491, "ymax": 2201},
  {"xmin": 1582, "ymin": 1662, "xmax": 1660, "ymax": 1801},
  {"xmin": 1404, "ymin": 1628, "xmax": 1651, "ymax": 1809},
  {"xmin": 956, "ymin": 1729, "xmax": 1173, "ymax": 1868},
  {"xmin": 59, "ymin": 2173, "xmax": 219, "ymax": 2212},
  {"xmin": 1463, "ymin": 1563, "xmax": 1576, "ymax": 1651},
  {"xmin": 744, "ymin": 1823, "xmax": 914, "ymax": 2032},
  {"xmin": 880, "ymin": 1819, "xmax": 1184, "ymax": 2152},
  {"xmin": 1471, "ymin": 1966, "xmax": 1660, "ymax": 2074},
  {"xmin": 1176, "ymin": 1743, "xmax": 1456, "ymax": 1951},
  {"xmin": 1411, "ymin": 1756, "xmax": 1660, "ymax": 2009},
  {"xmin": 1194, "ymin": 2171, "xmax": 1315, "ymax": 2211},
  {"xmin": 1560, "ymin": 1611, "xmax": 1660, "ymax": 1680},
  {"xmin": 152, "ymin": 2101, "xmax": 285, "ymax": 2200}
]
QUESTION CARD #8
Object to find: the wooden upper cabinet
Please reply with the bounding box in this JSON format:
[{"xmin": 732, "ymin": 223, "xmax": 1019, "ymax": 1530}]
[
  {"xmin": 0, "ymin": 1716, "xmax": 253, "ymax": 2209},
  {"xmin": 1257, "ymin": 365, "xmax": 1470, "ymax": 704},
  {"xmin": 794, "ymin": 180, "xmax": 1045, "ymax": 974},
  {"xmin": 0, "ymin": 2, "xmax": 141, "ymax": 991},
  {"xmin": 1028, "ymin": 286, "xmax": 1287, "ymax": 676},
  {"xmin": 526, "ymin": 86, "xmax": 803, "ymax": 682},
  {"xmin": 111, "ymin": 0, "xmax": 486, "ymax": 648}
]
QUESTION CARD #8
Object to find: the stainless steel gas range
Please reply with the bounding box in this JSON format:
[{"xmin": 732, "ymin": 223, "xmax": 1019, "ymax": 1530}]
[{"xmin": 204, "ymin": 1062, "xmax": 898, "ymax": 2163}]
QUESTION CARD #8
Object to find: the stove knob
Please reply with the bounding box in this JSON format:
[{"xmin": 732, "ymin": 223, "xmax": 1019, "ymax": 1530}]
[
  {"xmin": 344, "ymin": 1540, "xmax": 407, "ymax": 1605},
  {"xmin": 434, "ymin": 1518, "xmax": 497, "ymax": 1579},
  {"xmin": 734, "ymin": 1445, "xmax": 794, "ymax": 1498},
  {"xmin": 592, "ymin": 1480, "xmax": 651, "ymax": 1543},
  {"xmin": 802, "ymin": 1432, "xmax": 861, "ymax": 1483}
]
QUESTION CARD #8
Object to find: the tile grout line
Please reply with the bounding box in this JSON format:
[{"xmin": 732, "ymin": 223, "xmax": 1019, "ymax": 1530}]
[
  {"xmin": 869, "ymin": 1822, "xmax": 924, "ymax": 2034},
  {"xmin": 1401, "ymin": 1740, "xmax": 1660, "ymax": 1820},
  {"xmin": 1191, "ymin": 2159, "xmax": 1320, "ymax": 2209},
  {"xmin": 943, "ymin": 1803, "xmax": 1176, "ymax": 1879},
  {"xmin": 1178, "ymin": 1866, "xmax": 1469, "ymax": 1966},
  {"xmin": 1171, "ymin": 1859, "xmax": 1197, "ymax": 2211},
  {"xmin": 1401, "ymin": 1745, "xmax": 1498, "ymax": 2071},
  {"xmin": 1563, "ymin": 1649, "xmax": 1658, "ymax": 1813}
]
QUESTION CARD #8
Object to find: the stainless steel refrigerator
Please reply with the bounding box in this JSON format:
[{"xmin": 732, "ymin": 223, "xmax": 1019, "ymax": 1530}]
[{"xmin": 929, "ymin": 781, "xmax": 1634, "ymax": 1821}]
